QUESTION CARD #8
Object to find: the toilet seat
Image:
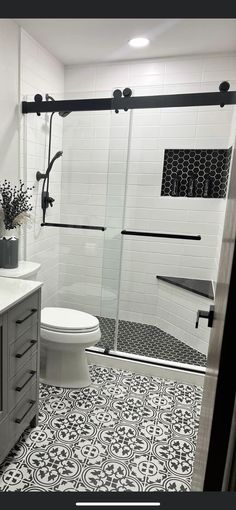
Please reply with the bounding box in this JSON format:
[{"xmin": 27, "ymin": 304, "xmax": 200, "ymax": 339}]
[{"xmin": 41, "ymin": 307, "xmax": 99, "ymax": 334}]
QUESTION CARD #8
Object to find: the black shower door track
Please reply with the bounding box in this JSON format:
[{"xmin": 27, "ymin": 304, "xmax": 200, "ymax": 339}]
[
  {"xmin": 22, "ymin": 89, "xmax": 236, "ymax": 114},
  {"xmin": 86, "ymin": 348, "xmax": 205, "ymax": 375}
]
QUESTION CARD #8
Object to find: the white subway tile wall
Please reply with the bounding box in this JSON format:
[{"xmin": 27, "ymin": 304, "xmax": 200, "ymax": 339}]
[
  {"xmin": 20, "ymin": 29, "xmax": 64, "ymax": 307},
  {"xmin": 21, "ymin": 38, "xmax": 236, "ymax": 357},
  {"xmin": 61, "ymin": 54, "xmax": 236, "ymax": 355}
]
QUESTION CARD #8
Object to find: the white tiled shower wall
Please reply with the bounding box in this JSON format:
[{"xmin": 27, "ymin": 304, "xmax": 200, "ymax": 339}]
[
  {"xmin": 17, "ymin": 27, "xmax": 236, "ymax": 355},
  {"xmin": 20, "ymin": 29, "xmax": 64, "ymax": 307},
  {"xmin": 60, "ymin": 55, "xmax": 236, "ymax": 354},
  {"xmin": 1, "ymin": 22, "xmax": 235, "ymax": 356}
]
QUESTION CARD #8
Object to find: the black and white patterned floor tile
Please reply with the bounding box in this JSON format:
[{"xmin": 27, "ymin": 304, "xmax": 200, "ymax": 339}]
[
  {"xmin": 97, "ymin": 317, "xmax": 206, "ymax": 367},
  {"xmin": 0, "ymin": 365, "xmax": 203, "ymax": 492}
]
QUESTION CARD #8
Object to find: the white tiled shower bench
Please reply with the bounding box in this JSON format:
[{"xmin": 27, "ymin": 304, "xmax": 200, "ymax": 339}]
[
  {"xmin": 0, "ymin": 277, "xmax": 42, "ymax": 464},
  {"xmin": 156, "ymin": 275, "xmax": 214, "ymax": 357}
]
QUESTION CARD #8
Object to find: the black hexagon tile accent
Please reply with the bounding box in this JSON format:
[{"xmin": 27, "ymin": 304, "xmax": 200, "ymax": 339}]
[{"xmin": 161, "ymin": 148, "xmax": 232, "ymax": 198}]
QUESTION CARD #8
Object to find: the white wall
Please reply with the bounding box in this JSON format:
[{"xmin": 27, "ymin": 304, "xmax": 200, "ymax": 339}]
[
  {"xmin": 0, "ymin": 20, "xmax": 19, "ymax": 183},
  {"xmin": 20, "ymin": 29, "xmax": 64, "ymax": 307},
  {"xmin": 62, "ymin": 54, "xmax": 236, "ymax": 356},
  {"xmin": 0, "ymin": 20, "xmax": 20, "ymax": 250}
]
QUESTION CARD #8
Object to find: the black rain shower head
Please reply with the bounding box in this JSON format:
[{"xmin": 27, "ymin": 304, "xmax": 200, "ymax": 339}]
[
  {"xmin": 59, "ymin": 111, "xmax": 71, "ymax": 118},
  {"xmin": 36, "ymin": 151, "xmax": 63, "ymax": 182}
]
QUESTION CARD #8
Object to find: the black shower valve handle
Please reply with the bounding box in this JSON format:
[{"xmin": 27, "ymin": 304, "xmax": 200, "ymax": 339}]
[{"xmin": 48, "ymin": 197, "xmax": 55, "ymax": 207}]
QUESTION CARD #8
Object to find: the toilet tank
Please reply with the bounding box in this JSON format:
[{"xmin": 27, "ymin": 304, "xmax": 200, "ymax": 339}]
[{"xmin": 0, "ymin": 261, "xmax": 41, "ymax": 280}]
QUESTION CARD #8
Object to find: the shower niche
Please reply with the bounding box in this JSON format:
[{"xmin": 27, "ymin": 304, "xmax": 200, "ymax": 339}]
[{"xmin": 161, "ymin": 148, "xmax": 232, "ymax": 198}]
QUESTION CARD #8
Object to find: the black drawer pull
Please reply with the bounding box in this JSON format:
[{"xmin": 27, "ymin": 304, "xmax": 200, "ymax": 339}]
[
  {"xmin": 15, "ymin": 371, "xmax": 36, "ymax": 392},
  {"xmin": 15, "ymin": 340, "xmax": 37, "ymax": 358},
  {"xmin": 16, "ymin": 308, "xmax": 38, "ymax": 324},
  {"xmin": 15, "ymin": 400, "xmax": 36, "ymax": 424}
]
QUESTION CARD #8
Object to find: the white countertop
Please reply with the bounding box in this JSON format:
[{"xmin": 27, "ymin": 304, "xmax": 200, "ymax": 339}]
[
  {"xmin": 0, "ymin": 277, "xmax": 43, "ymax": 314},
  {"xmin": 0, "ymin": 261, "xmax": 41, "ymax": 278}
]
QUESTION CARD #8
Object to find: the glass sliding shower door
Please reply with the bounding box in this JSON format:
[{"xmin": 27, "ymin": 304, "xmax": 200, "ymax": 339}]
[
  {"xmin": 96, "ymin": 108, "xmax": 132, "ymax": 352},
  {"xmin": 29, "ymin": 85, "xmax": 234, "ymax": 372},
  {"xmin": 112, "ymin": 88, "xmax": 235, "ymax": 370},
  {"xmin": 59, "ymin": 93, "xmax": 115, "ymax": 323},
  {"xmin": 58, "ymin": 91, "xmax": 131, "ymax": 354}
]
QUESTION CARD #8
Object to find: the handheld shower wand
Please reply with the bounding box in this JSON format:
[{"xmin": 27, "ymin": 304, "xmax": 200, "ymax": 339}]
[
  {"xmin": 34, "ymin": 92, "xmax": 71, "ymax": 224},
  {"xmin": 36, "ymin": 151, "xmax": 63, "ymax": 181},
  {"xmin": 36, "ymin": 151, "xmax": 63, "ymax": 222}
]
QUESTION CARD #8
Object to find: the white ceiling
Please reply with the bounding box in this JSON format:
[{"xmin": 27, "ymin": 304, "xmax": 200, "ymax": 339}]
[{"xmin": 15, "ymin": 18, "xmax": 236, "ymax": 65}]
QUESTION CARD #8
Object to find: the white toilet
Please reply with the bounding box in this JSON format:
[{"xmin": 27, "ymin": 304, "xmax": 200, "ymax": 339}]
[
  {"xmin": 40, "ymin": 307, "xmax": 100, "ymax": 388},
  {"xmin": 0, "ymin": 261, "xmax": 101, "ymax": 388}
]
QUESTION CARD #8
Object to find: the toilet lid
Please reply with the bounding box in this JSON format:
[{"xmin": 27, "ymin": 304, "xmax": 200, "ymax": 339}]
[{"xmin": 41, "ymin": 307, "xmax": 99, "ymax": 333}]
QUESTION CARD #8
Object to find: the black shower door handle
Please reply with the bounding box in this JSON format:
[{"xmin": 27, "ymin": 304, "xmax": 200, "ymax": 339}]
[
  {"xmin": 121, "ymin": 230, "xmax": 201, "ymax": 240},
  {"xmin": 195, "ymin": 305, "xmax": 215, "ymax": 328}
]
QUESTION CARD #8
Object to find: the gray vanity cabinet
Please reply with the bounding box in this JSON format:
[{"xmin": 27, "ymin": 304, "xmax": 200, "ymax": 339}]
[{"xmin": 0, "ymin": 288, "xmax": 41, "ymax": 464}]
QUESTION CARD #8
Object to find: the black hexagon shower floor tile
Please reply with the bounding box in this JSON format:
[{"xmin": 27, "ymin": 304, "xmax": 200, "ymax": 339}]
[
  {"xmin": 97, "ymin": 317, "xmax": 207, "ymax": 367},
  {"xmin": 0, "ymin": 365, "xmax": 203, "ymax": 492}
]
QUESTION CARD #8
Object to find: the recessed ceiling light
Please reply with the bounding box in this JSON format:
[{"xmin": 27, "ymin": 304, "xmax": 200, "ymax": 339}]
[{"xmin": 129, "ymin": 37, "xmax": 150, "ymax": 48}]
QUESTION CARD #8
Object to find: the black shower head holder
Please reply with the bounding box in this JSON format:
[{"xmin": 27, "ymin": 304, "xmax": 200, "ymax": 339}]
[
  {"xmin": 45, "ymin": 93, "xmax": 55, "ymax": 102},
  {"xmin": 34, "ymin": 92, "xmax": 72, "ymax": 118}
]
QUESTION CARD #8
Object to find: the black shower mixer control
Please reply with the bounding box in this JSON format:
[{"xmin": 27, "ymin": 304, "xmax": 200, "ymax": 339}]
[
  {"xmin": 42, "ymin": 191, "xmax": 55, "ymax": 209},
  {"xmin": 48, "ymin": 197, "xmax": 55, "ymax": 207}
]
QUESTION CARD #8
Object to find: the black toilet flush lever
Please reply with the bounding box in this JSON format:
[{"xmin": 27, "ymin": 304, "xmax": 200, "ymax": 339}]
[{"xmin": 195, "ymin": 305, "xmax": 214, "ymax": 328}]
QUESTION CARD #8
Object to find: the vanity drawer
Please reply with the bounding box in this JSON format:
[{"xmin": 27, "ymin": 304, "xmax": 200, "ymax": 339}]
[
  {"xmin": 9, "ymin": 325, "xmax": 38, "ymax": 378},
  {"xmin": 8, "ymin": 291, "xmax": 40, "ymax": 342},
  {"xmin": 0, "ymin": 415, "xmax": 10, "ymax": 465},
  {"xmin": 9, "ymin": 383, "xmax": 37, "ymax": 443},
  {"xmin": 8, "ymin": 355, "xmax": 37, "ymax": 413}
]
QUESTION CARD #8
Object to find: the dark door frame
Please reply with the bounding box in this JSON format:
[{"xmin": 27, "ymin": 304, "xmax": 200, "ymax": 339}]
[{"xmin": 203, "ymin": 241, "xmax": 236, "ymax": 489}]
